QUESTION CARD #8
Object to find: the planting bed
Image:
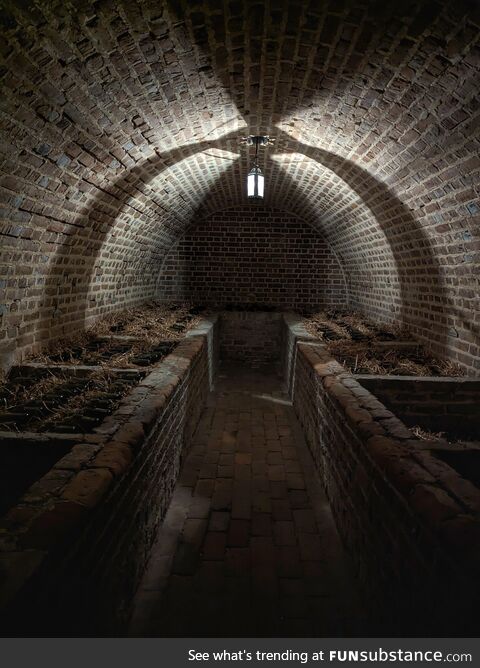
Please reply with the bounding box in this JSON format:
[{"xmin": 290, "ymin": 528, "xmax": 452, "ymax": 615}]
[
  {"xmin": 303, "ymin": 309, "xmax": 406, "ymax": 342},
  {"xmin": 331, "ymin": 341, "xmax": 463, "ymax": 376},
  {"xmin": 303, "ymin": 309, "xmax": 463, "ymax": 377},
  {"xmin": 0, "ymin": 368, "xmax": 142, "ymax": 434},
  {"xmin": 38, "ymin": 337, "xmax": 176, "ymax": 369},
  {"xmin": 356, "ymin": 375, "xmax": 479, "ymax": 440},
  {"xmin": 283, "ymin": 314, "xmax": 480, "ymax": 636},
  {"xmin": 26, "ymin": 301, "xmax": 203, "ymax": 370},
  {"xmin": 0, "ymin": 302, "xmax": 206, "ymax": 435},
  {"xmin": 0, "ymin": 313, "xmax": 219, "ymax": 636},
  {"xmin": 89, "ymin": 300, "xmax": 204, "ymax": 340}
]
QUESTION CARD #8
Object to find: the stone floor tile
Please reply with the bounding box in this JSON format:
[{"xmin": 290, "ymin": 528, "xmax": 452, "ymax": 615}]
[
  {"xmin": 270, "ymin": 480, "xmax": 289, "ymax": 499},
  {"xmin": 225, "ymin": 547, "xmax": 251, "ymax": 576},
  {"xmin": 227, "ymin": 519, "xmax": 250, "ymax": 546},
  {"xmin": 198, "ymin": 460, "xmax": 217, "ymax": 479},
  {"xmin": 281, "ymin": 595, "xmax": 309, "ymax": 619},
  {"xmin": 231, "ymin": 481, "xmax": 252, "ymax": 519},
  {"xmin": 219, "ymin": 453, "xmax": 234, "ymax": 466},
  {"xmin": 234, "ymin": 463, "xmax": 251, "ymax": 482},
  {"xmin": 208, "ymin": 511, "xmax": 230, "ymax": 532},
  {"xmin": 251, "ymin": 512, "xmax": 273, "ymax": 537},
  {"xmin": 285, "ymin": 460, "xmax": 302, "ymax": 473},
  {"xmin": 277, "ymin": 545, "xmax": 303, "ymax": 578},
  {"xmin": 251, "ymin": 536, "xmax": 276, "ymax": 567},
  {"xmin": 212, "ymin": 478, "xmax": 233, "ymax": 510},
  {"xmin": 172, "ymin": 543, "xmax": 199, "ymax": 575},
  {"xmin": 187, "ymin": 496, "xmax": 211, "ymax": 519},
  {"xmin": 204, "ymin": 451, "xmax": 220, "ymax": 465},
  {"xmin": 282, "ymin": 446, "xmax": 298, "ymax": 460},
  {"xmin": 279, "ymin": 577, "xmax": 306, "ymax": 597},
  {"xmin": 252, "ymin": 475, "xmax": 269, "ymax": 492},
  {"xmin": 194, "ymin": 478, "xmax": 215, "ymax": 497},
  {"xmin": 298, "ymin": 532, "xmax": 322, "ymax": 561},
  {"xmin": 272, "ymin": 498, "xmax": 292, "ymax": 520},
  {"xmin": 182, "ymin": 518, "xmax": 208, "ymax": 547},
  {"xmin": 252, "ymin": 490, "xmax": 272, "ymax": 513},
  {"xmin": 235, "ymin": 452, "xmax": 252, "ymax": 465},
  {"xmin": 267, "ymin": 451, "xmax": 282, "ymax": 465},
  {"xmin": 292, "ymin": 508, "xmax": 317, "ymax": 533},
  {"xmin": 273, "ymin": 520, "xmax": 297, "ymax": 546},
  {"xmin": 288, "ymin": 490, "xmax": 310, "ymax": 509},
  {"xmin": 202, "ymin": 532, "xmax": 227, "ymax": 560}
]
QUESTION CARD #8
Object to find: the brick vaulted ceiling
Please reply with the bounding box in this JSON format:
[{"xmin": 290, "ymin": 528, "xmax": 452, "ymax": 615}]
[{"xmin": 0, "ymin": 0, "xmax": 479, "ymax": 371}]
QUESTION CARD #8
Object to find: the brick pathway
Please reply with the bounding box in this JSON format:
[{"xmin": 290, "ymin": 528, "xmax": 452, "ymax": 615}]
[{"xmin": 129, "ymin": 365, "xmax": 362, "ymax": 637}]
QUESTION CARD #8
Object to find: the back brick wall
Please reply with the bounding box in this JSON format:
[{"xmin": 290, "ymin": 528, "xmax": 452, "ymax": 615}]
[{"xmin": 156, "ymin": 207, "xmax": 347, "ymax": 311}]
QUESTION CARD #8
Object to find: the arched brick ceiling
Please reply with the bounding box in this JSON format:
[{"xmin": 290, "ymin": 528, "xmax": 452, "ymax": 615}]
[{"xmin": 0, "ymin": 0, "xmax": 479, "ymax": 371}]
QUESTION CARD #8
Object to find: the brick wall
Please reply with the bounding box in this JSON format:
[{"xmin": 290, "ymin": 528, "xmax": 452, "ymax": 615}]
[
  {"xmin": 281, "ymin": 312, "xmax": 320, "ymax": 396},
  {"xmin": 0, "ymin": 0, "xmax": 479, "ymax": 374},
  {"xmin": 0, "ymin": 317, "xmax": 219, "ymax": 636},
  {"xmin": 157, "ymin": 207, "xmax": 347, "ymax": 310},
  {"xmin": 219, "ymin": 311, "xmax": 283, "ymax": 369},
  {"xmin": 282, "ymin": 315, "xmax": 480, "ymax": 636},
  {"xmin": 357, "ymin": 376, "xmax": 480, "ymax": 440}
]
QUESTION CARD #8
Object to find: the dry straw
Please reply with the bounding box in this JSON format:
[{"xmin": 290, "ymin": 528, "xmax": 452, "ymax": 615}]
[
  {"xmin": 24, "ymin": 300, "xmax": 202, "ymax": 368},
  {"xmin": 303, "ymin": 309, "xmax": 464, "ymax": 377}
]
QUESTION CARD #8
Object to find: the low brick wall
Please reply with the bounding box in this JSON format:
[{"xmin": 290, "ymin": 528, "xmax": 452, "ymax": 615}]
[
  {"xmin": 281, "ymin": 312, "xmax": 318, "ymax": 395},
  {"xmin": 282, "ymin": 315, "xmax": 480, "ymax": 636},
  {"xmin": 0, "ymin": 316, "xmax": 219, "ymax": 636},
  {"xmin": 356, "ymin": 375, "xmax": 480, "ymax": 439},
  {"xmin": 220, "ymin": 311, "xmax": 283, "ymax": 368}
]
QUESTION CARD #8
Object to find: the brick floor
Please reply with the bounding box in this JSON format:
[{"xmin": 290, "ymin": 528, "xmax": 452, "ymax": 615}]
[{"xmin": 128, "ymin": 365, "xmax": 363, "ymax": 637}]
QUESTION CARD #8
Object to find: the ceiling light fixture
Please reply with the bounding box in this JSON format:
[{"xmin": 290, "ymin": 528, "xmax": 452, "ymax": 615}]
[{"xmin": 243, "ymin": 135, "xmax": 274, "ymax": 199}]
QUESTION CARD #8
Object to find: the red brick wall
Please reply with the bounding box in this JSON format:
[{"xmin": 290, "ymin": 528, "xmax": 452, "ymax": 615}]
[
  {"xmin": 157, "ymin": 207, "xmax": 347, "ymax": 310},
  {"xmin": 356, "ymin": 376, "xmax": 480, "ymax": 440},
  {"xmin": 0, "ymin": 0, "xmax": 479, "ymax": 375},
  {"xmin": 0, "ymin": 318, "xmax": 219, "ymax": 635},
  {"xmin": 283, "ymin": 315, "xmax": 480, "ymax": 636},
  {"xmin": 219, "ymin": 311, "xmax": 284, "ymax": 368}
]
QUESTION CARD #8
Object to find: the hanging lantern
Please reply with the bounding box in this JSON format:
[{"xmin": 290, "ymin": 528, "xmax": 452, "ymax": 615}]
[
  {"xmin": 245, "ymin": 135, "xmax": 272, "ymax": 199},
  {"xmin": 247, "ymin": 164, "xmax": 264, "ymax": 198}
]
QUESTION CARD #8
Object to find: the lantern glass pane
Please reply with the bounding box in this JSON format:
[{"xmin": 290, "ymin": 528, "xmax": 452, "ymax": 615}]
[
  {"xmin": 257, "ymin": 173, "xmax": 264, "ymax": 198},
  {"xmin": 247, "ymin": 172, "xmax": 256, "ymax": 197}
]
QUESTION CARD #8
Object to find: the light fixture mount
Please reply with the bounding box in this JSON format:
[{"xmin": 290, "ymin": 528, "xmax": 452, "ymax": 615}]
[{"xmin": 241, "ymin": 135, "xmax": 275, "ymax": 146}]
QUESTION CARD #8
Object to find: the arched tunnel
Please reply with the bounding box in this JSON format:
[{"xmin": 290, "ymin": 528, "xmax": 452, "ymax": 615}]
[{"xmin": 0, "ymin": 0, "xmax": 479, "ymax": 639}]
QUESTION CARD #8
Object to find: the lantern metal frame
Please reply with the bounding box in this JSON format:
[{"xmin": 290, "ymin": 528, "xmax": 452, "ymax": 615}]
[{"xmin": 245, "ymin": 135, "xmax": 272, "ymax": 199}]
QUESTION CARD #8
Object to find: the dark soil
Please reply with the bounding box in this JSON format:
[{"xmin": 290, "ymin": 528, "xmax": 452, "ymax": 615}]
[
  {"xmin": 328, "ymin": 341, "xmax": 463, "ymax": 377},
  {"xmin": 3, "ymin": 301, "xmax": 199, "ymax": 434},
  {"xmin": 303, "ymin": 308, "xmax": 405, "ymax": 343},
  {"xmin": 44, "ymin": 338, "xmax": 177, "ymax": 368},
  {"xmin": 0, "ymin": 371, "xmax": 142, "ymax": 434}
]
